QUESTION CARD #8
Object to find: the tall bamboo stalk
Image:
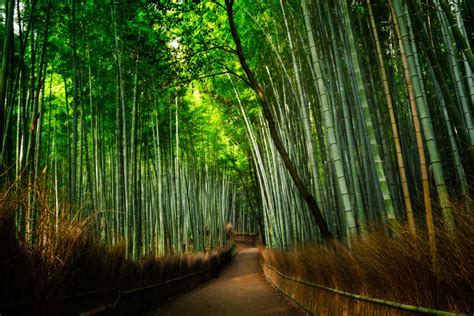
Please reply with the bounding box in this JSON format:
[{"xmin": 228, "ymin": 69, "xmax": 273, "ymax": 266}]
[{"xmin": 367, "ymin": 0, "xmax": 415, "ymax": 235}]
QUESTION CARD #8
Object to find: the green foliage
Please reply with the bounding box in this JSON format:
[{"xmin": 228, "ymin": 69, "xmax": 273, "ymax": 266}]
[{"xmin": 3, "ymin": 0, "xmax": 473, "ymax": 258}]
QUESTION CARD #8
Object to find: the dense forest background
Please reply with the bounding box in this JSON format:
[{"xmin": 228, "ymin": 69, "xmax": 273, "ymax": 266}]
[
  {"xmin": 1, "ymin": 0, "xmax": 474, "ymax": 313},
  {"xmin": 0, "ymin": 0, "xmax": 473, "ymax": 260}
]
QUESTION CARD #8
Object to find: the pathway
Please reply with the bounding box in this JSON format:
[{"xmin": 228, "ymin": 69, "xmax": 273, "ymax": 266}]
[{"xmin": 149, "ymin": 246, "xmax": 301, "ymax": 315}]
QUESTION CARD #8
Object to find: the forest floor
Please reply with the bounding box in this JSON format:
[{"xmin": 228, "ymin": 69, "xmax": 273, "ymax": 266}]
[{"xmin": 149, "ymin": 245, "xmax": 302, "ymax": 316}]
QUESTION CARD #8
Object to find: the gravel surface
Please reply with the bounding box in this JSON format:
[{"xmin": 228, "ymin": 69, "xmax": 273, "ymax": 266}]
[{"xmin": 149, "ymin": 246, "xmax": 302, "ymax": 315}]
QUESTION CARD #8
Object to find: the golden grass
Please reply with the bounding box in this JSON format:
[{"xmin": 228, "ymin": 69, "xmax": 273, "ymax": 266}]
[
  {"xmin": 261, "ymin": 204, "xmax": 474, "ymax": 315},
  {"xmin": 0, "ymin": 182, "xmax": 229, "ymax": 308}
]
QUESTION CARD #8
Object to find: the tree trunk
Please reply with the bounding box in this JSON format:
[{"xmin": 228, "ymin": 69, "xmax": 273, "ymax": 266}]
[
  {"xmin": 0, "ymin": 0, "xmax": 15, "ymax": 163},
  {"xmin": 71, "ymin": 0, "xmax": 79, "ymax": 205},
  {"xmin": 224, "ymin": 0, "xmax": 332, "ymax": 240},
  {"xmin": 367, "ymin": 0, "xmax": 415, "ymax": 235}
]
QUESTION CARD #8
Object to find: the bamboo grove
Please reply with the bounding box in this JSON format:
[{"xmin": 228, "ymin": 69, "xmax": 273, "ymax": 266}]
[
  {"xmin": 0, "ymin": 0, "xmax": 473, "ymax": 258},
  {"xmin": 0, "ymin": 0, "xmax": 251, "ymax": 260},
  {"xmin": 223, "ymin": 0, "xmax": 473, "ymax": 249}
]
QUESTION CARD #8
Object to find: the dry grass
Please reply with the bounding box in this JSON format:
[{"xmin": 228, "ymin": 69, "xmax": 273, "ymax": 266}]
[
  {"xmin": 0, "ymin": 182, "xmax": 229, "ymax": 309},
  {"xmin": 261, "ymin": 204, "xmax": 474, "ymax": 315}
]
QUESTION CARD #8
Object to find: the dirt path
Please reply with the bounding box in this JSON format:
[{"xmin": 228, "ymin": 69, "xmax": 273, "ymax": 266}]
[{"xmin": 149, "ymin": 246, "xmax": 302, "ymax": 315}]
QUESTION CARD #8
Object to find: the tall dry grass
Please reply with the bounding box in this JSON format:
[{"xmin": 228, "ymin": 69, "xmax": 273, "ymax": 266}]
[
  {"xmin": 261, "ymin": 203, "xmax": 474, "ymax": 314},
  {"xmin": 0, "ymin": 181, "xmax": 229, "ymax": 310}
]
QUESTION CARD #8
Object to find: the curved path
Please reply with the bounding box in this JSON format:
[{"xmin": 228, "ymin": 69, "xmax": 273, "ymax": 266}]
[{"xmin": 149, "ymin": 246, "xmax": 301, "ymax": 315}]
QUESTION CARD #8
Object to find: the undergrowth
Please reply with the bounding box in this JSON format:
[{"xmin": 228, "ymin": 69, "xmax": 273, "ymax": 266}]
[
  {"xmin": 261, "ymin": 203, "xmax": 474, "ymax": 314},
  {"xmin": 0, "ymin": 183, "xmax": 228, "ymax": 310}
]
